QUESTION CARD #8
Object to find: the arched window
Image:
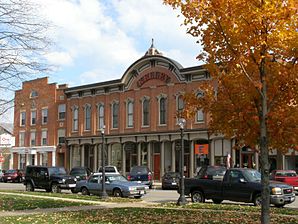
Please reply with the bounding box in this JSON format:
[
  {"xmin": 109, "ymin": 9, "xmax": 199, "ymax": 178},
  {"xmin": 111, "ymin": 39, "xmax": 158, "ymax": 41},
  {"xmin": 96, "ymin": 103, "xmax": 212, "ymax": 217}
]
[
  {"xmin": 84, "ymin": 104, "xmax": 91, "ymax": 131},
  {"xmin": 98, "ymin": 104, "xmax": 104, "ymax": 130},
  {"xmin": 159, "ymin": 97, "xmax": 167, "ymax": 125},
  {"xmin": 72, "ymin": 106, "xmax": 79, "ymax": 131},
  {"xmin": 112, "ymin": 102, "xmax": 119, "ymax": 129},
  {"xmin": 142, "ymin": 98, "xmax": 150, "ymax": 126},
  {"xmin": 127, "ymin": 100, "xmax": 134, "ymax": 128},
  {"xmin": 196, "ymin": 91, "xmax": 204, "ymax": 123}
]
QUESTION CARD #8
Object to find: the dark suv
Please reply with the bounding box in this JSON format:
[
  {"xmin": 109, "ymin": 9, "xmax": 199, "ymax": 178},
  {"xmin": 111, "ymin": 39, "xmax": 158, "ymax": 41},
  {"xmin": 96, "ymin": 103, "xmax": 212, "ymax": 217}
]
[
  {"xmin": 24, "ymin": 166, "xmax": 77, "ymax": 193},
  {"xmin": 127, "ymin": 166, "xmax": 153, "ymax": 189},
  {"xmin": 69, "ymin": 167, "xmax": 92, "ymax": 181}
]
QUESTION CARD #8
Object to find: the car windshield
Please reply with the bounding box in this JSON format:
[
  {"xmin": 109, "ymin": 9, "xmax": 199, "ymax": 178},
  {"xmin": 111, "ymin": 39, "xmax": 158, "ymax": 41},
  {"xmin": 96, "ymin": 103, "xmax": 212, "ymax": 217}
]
[
  {"xmin": 48, "ymin": 167, "xmax": 67, "ymax": 175},
  {"xmin": 107, "ymin": 175, "xmax": 127, "ymax": 182},
  {"xmin": 5, "ymin": 170, "xmax": 16, "ymax": 174},
  {"xmin": 70, "ymin": 169, "xmax": 85, "ymax": 175},
  {"xmin": 130, "ymin": 166, "xmax": 148, "ymax": 174},
  {"xmin": 245, "ymin": 169, "xmax": 261, "ymax": 182},
  {"xmin": 276, "ymin": 171, "xmax": 297, "ymax": 177},
  {"xmin": 165, "ymin": 172, "xmax": 180, "ymax": 178}
]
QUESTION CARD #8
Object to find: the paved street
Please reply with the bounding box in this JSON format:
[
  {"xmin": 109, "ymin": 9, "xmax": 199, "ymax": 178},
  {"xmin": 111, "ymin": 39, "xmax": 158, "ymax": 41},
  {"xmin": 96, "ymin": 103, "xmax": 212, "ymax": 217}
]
[{"xmin": 0, "ymin": 182, "xmax": 297, "ymax": 209}]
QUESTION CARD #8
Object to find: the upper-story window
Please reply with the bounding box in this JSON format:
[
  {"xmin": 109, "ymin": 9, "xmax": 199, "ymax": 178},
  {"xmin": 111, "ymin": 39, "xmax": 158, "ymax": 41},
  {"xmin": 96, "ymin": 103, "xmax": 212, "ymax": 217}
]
[
  {"xmin": 42, "ymin": 108, "xmax": 48, "ymax": 124},
  {"xmin": 19, "ymin": 132, "xmax": 25, "ymax": 146},
  {"xmin": 30, "ymin": 90, "xmax": 38, "ymax": 98},
  {"xmin": 41, "ymin": 130, "xmax": 47, "ymax": 145},
  {"xmin": 127, "ymin": 100, "xmax": 134, "ymax": 128},
  {"xmin": 142, "ymin": 98, "xmax": 150, "ymax": 126},
  {"xmin": 196, "ymin": 91, "xmax": 204, "ymax": 123},
  {"xmin": 31, "ymin": 110, "xmax": 36, "ymax": 126},
  {"xmin": 72, "ymin": 106, "xmax": 79, "ymax": 131},
  {"xmin": 30, "ymin": 131, "xmax": 36, "ymax": 146},
  {"xmin": 112, "ymin": 102, "xmax": 119, "ymax": 129},
  {"xmin": 84, "ymin": 104, "xmax": 91, "ymax": 131},
  {"xmin": 97, "ymin": 104, "xmax": 104, "ymax": 130},
  {"xmin": 58, "ymin": 129, "xmax": 65, "ymax": 144},
  {"xmin": 20, "ymin": 111, "xmax": 26, "ymax": 126},
  {"xmin": 58, "ymin": 104, "xmax": 66, "ymax": 120},
  {"xmin": 159, "ymin": 96, "xmax": 167, "ymax": 125},
  {"xmin": 177, "ymin": 94, "xmax": 184, "ymax": 120}
]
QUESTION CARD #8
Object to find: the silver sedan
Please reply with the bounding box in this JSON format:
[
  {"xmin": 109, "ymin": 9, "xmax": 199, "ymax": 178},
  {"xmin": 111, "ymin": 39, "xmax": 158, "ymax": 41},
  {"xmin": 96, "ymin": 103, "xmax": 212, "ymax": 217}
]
[{"xmin": 73, "ymin": 173, "xmax": 149, "ymax": 199}]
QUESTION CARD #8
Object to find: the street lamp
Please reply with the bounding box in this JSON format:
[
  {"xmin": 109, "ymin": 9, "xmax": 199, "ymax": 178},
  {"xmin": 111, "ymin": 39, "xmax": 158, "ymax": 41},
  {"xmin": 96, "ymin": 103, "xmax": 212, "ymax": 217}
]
[
  {"xmin": 177, "ymin": 118, "xmax": 187, "ymax": 205},
  {"xmin": 100, "ymin": 125, "xmax": 108, "ymax": 199}
]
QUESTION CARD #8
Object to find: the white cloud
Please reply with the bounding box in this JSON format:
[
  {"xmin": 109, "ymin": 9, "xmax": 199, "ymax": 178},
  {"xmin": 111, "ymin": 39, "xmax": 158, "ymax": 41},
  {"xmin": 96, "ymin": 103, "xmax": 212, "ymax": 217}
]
[
  {"xmin": 45, "ymin": 51, "xmax": 73, "ymax": 66},
  {"xmin": 34, "ymin": 0, "xmax": 202, "ymax": 86}
]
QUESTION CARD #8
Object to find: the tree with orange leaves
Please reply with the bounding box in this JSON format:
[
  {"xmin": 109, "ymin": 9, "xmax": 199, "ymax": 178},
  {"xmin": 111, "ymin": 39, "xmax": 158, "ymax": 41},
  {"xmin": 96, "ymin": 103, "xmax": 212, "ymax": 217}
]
[{"xmin": 164, "ymin": 0, "xmax": 298, "ymax": 223}]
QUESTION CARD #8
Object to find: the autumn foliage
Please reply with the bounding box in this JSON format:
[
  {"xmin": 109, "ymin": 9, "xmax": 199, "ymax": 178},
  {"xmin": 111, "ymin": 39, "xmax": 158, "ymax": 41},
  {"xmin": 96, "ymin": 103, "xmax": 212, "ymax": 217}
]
[{"xmin": 164, "ymin": 0, "xmax": 298, "ymax": 153}]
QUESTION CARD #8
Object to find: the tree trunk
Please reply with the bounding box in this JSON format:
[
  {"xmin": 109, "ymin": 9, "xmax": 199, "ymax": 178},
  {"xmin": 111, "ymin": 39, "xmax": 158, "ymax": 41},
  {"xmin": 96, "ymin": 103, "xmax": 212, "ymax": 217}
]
[{"xmin": 260, "ymin": 55, "xmax": 270, "ymax": 224}]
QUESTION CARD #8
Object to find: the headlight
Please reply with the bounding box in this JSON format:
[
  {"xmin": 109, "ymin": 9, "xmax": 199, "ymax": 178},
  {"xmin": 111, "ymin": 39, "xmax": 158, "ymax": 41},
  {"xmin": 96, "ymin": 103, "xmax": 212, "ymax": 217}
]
[
  {"xmin": 74, "ymin": 178, "xmax": 77, "ymax": 181},
  {"xmin": 62, "ymin": 178, "xmax": 65, "ymax": 183},
  {"xmin": 129, "ymin": 186, "xmax": 137, "ymax": 191},
  {"xmin": 272, "ymin": 187, "xmax": 282, "ymax": 195}
]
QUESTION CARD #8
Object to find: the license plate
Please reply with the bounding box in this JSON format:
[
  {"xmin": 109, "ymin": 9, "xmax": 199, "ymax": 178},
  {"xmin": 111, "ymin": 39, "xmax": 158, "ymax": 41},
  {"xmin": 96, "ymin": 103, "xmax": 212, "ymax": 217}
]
[{"xmin": 68, "ymin": 184, "xmax": 76, "ymax": 188}]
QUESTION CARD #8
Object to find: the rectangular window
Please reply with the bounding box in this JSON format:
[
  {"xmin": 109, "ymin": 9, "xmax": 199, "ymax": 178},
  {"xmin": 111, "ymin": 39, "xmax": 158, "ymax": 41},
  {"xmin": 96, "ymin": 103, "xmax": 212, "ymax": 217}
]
[
  {"xmin": 30, "ymin": 131, "xmax": 36, "ymax": 146},
  {"xmin": 31, "ymin": 111, "xmax": 36, "ymax": 125},
  {"xmin": 20, "ymin": 111, "xmax": 26, "ymax": 126},
  {"xmin": 73, "ymin": 108, "xmax": 78, "ymax": 131},
  {"xmin": 112, "ymin": 103, "xmax": 119, "ymax": 128},
  {"xmin": 41, "ymin": 130, "xmax": 47, "ymax": 145},
  {"xmin": 85, "ymin": 106, "xmax": 91, "ymax": 131},
  {"xmin": 196, "ymin": 109, "xmax": 204, "ymax": 123},
  {"xmin": 19, "ymin": 132, "xmax": 25, "ymax": 146},
  {"xmin": 19, "ymin": 154, "xmax": 26, "ymax": 169},
  {"xmin": 58, "ymin": 129, "xmax": 65, "ymax": 144},
  {"xmin": 127, "ymin": 102, "xmax": 133, "ymax": 127},
  {"xmin": 58, "ymin": 104, "xmax": 66, "ymax": 120},
  {"xmin": 42, "ymin": 109, "xmax": 48, "ymax": 124}
]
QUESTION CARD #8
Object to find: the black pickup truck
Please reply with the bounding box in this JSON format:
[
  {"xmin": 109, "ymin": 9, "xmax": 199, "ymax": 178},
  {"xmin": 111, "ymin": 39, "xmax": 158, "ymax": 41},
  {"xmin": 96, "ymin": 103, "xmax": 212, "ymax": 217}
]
[{"xmin": 183, "ymin": 168, "xmax": 295, "ymax": 207}]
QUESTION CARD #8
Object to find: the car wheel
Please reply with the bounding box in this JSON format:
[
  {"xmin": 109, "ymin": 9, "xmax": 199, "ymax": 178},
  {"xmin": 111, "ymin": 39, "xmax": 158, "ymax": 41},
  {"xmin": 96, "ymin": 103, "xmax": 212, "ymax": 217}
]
[
  {"xmin": 81, "ymin": 187, "xmax": 90, "ymax": 195},
  {"xmin": 253, "ymin": 194, "xmax": 262, "ymax": 206},
  {"xmin": 26, "ymin": 182, "xmax": 34, "ymax": 192},
  {"xmin": 212, "ymin": 199, "xmax": 223, "ymax": 204},
  {"xmin": 51, "ymin": 183, "xmax": 61, "ymax": 193},
  {"xmin": 191, "ymin": 190, "xmax": 205, "ymax": 203},
  {"xmin": 134, "ymin": 195, "xmax": 142, "ymax": 199},
  {"xmin": 113, "ymin": 189, "xmax": 122, "ymax": 197}
]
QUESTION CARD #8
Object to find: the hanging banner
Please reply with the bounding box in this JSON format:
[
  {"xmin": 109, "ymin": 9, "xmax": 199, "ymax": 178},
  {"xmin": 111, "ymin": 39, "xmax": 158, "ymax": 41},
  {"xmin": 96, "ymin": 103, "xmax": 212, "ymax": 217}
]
[{"xmin": 195, "ymin": 144, "xmax": 209, "ymax": 155}]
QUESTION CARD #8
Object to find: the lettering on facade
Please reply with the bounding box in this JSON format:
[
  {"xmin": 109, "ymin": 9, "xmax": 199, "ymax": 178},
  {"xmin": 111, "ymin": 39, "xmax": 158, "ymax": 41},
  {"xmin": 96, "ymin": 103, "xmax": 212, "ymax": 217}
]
[{"xmin": 137, "ymin": 72, "xmax": 171, "ymax": 87}]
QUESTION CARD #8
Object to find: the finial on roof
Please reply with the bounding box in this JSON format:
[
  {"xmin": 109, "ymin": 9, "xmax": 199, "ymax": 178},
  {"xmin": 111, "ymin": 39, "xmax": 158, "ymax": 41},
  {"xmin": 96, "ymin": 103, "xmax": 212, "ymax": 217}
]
[{"xmin": 144, "ymin": 38, "xmax": 163, "ymax": 56}]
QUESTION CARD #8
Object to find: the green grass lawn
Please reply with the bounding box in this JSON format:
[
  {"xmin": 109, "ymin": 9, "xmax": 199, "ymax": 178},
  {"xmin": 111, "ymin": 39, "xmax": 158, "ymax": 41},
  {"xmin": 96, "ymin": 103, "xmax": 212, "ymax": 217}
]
[
  {"xmin": 2, "ymin": 207, "xmax": 298, "ymax": 224},
  {"xmin": 0, "ymin": 191, "xmax": 297, "ymax": 224}
]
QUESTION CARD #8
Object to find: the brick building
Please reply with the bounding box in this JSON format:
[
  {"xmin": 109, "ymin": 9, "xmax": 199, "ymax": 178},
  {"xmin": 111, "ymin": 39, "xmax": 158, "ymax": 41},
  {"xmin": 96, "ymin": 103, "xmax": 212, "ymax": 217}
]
[
  {"xmin": 12, "ymin": 44, "xmax": 297, "ymax": 178},
  {"xmin": 12, "ymin": 77, "xmax": 68, "ymax": 169}
]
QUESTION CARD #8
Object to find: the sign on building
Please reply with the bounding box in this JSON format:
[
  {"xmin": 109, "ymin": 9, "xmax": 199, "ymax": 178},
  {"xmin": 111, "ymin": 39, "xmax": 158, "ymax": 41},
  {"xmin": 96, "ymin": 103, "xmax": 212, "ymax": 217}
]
[{"xmin": 0, "ymin": 133, "xmax": 15, "ymax": 147}]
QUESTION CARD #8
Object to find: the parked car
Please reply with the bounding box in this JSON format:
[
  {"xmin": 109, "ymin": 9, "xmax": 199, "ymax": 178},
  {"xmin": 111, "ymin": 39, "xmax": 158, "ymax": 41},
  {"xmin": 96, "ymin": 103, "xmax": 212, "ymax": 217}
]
[
  {"xmin": 161, "ymin": 172, "xmax": 180, "ymax": 190},
  {"xmin": 73, "ymin": 173, "xmax": 149, "ymax": 198},
  {"xmin": 197, "ymin": 165, "xmax": 227, "ymax": 180},
  {"xmin": 183, "ymin": 168, "xmax": 295, "ymax": 207},
  {"xmin": 0, "ymin": 169, "xmax": 5, "ymax": 182},
  {"xmin": 97, "ymin": 165, "xmax": 119, "ymax": 174},
  {"xmin": 270, "ymin": 170, "xmax": 298, "ymax": 193},
  {"xmin": 24, "ymin": 166, "xmax": 77, "ymax": 193},
  {"xmin": 70, "ymin": 167, "xmax": 93, "ymax": 181},
  {"xmin": 2, "ymin": 169, "xmax": 24, "ymax": 183},
  {"xmin": 127, "ymin": 166, "xmax": 153, "ymax": 189}
]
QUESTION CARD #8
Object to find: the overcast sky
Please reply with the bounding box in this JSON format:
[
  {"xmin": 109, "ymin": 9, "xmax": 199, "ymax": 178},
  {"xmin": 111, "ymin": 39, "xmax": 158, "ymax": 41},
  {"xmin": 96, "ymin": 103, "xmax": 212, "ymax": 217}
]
[{"xmin": 38, "ymin": 0, "xmax": 203, "ymax": 87}]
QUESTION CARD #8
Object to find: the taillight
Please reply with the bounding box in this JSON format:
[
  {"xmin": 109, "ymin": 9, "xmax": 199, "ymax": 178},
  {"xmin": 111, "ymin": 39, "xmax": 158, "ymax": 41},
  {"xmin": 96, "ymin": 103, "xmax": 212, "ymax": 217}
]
[{"xmin": 127, "ymin": 175, "xmax": 131, "ymax": 181}]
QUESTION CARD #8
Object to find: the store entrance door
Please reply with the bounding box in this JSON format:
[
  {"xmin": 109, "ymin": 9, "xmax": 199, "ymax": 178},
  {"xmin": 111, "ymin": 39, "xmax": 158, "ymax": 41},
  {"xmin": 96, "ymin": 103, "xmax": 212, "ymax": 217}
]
[{"xmin": 154, "ymin": 154, "xmax": 160, "ymax": 180}]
